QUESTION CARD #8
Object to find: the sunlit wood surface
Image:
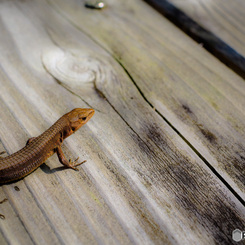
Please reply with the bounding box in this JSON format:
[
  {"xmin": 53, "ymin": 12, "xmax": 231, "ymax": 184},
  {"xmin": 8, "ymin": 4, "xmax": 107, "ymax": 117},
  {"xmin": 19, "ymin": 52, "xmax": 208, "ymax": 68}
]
[{"xmin": 0, "ymin": 0, "xmax": 244, "ymax": 244}]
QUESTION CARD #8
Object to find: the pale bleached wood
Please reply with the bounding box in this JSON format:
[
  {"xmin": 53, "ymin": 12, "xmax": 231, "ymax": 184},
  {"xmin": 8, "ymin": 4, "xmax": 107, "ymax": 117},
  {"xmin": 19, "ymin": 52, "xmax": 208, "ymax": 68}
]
[
  {"xmin": 0, "ymin": 8, "xmax": 133, "ymax": 243},
  {"xmin": 0, "ymin": 185, "xmax": 34, "ymax": 245},
  {"xmin": 0, "ymin": 103, "xmax": 62, "ymax": 245},
  {"xmin": 48, "ymin": 0, "xmax": 245, "ymax": 202},
  {"xmin": 0, "ymin": 0, "xmax": 244, "ymax": 245},
  {"xmin": 168, "ymin": 0, "xmax": 245, "ymax": 57}
]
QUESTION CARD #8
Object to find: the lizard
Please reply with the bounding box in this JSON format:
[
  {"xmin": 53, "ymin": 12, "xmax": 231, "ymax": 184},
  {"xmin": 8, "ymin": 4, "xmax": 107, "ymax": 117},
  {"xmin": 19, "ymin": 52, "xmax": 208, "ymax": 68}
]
[{"xmin": 0, "ymin": 108, "xmax": 94, "ymax": 183}]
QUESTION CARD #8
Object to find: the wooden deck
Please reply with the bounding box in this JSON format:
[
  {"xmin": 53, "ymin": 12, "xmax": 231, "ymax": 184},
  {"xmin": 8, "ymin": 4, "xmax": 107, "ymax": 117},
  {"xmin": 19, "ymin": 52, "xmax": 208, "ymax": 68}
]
[{"xmin": 0, "ymin": 0, "xmax": 244, "ymax": 244}]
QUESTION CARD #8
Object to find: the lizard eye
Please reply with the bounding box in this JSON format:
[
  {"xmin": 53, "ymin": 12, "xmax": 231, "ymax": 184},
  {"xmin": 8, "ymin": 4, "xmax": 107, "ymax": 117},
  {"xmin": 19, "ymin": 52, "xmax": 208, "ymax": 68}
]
[
  {"xmin": 71, "ymin": 127, "xmax": 76, "ymax": 131},
  {"xmin": 82, "ymin": 117, "xmax": 87, "ymax": 121}
]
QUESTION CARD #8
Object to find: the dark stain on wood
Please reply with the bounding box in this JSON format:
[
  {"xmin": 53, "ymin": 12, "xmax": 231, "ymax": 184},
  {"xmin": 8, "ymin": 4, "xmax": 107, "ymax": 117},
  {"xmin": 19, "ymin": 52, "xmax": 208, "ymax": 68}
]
[
  {"xmin": 172, "ymin": 162, "xmax": 245, "ymax": 244},
  {"xmin": 128, "ymin": 124, "xmax": 244, "ymax": 244},
  {"xmin": 180, "ymin": 103, "xmax": 218, "ymax": 144},
  {"xmin": 144, "ymin": 123, "xmax": 169, "ymax": 150},
  {"xmin": 176, "ymin": 192, "xmax": 244, "ymax": 244},
  {"xmin": 221, "ymin": 144, "xmax": 245, "ymax": 188},
  {"xmin": 179, "ymin": 102, "xmax": 218, "ymax": 144},
  {"xmin": 182, "ymin": 104, "xmax": 192, "ymax": 114},
  {"xmin": 198, "ymin": 126, "xmax": 217, "ymax": 144},
  {"xmin": 168, "ymin": 162, "xmax": 200, "ymax": 192}
]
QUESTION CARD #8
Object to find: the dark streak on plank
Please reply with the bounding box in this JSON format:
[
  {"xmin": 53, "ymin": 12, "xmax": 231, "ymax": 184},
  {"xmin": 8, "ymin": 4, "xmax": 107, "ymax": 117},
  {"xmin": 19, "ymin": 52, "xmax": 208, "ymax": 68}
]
[
  {"xmin": 143, "ymin": 0, "xmax": 245, "ymax": 79},
  {"xmin": 129, "ymin": 127, "xmax": 244, "ymax": 244}
]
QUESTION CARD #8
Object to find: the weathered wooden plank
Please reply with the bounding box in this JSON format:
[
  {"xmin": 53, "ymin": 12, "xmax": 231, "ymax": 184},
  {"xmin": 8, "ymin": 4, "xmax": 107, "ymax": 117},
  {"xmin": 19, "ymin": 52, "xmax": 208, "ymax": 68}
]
[
  {"xmin": 143, "ymin": 0, "xmax": 245, "ymax": 79},
  {"xmin": 0, "ymin": 24, "xmax": 132, "ymax": 245},
  {"xmin": 48, "ymin": 0, "xmax": 245, "ymax": 201},
  {"xmin": 0, "ymin": 102, "xmax": 62, "ymax": 245},
  {"xmin": 0, "ymin": 2, "xmax": 166, "ymax": 244},
  {"xmin": 167, "ymin": 0, "xmax": 245, "ymax": 57},
  {"xmin": 0, "ymin": 0, "xmax": 244, "ymax": 244}
]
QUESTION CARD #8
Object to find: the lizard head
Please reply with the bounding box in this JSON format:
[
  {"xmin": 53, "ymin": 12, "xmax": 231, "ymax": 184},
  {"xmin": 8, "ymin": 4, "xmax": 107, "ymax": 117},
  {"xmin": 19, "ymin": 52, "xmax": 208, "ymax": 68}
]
[{"xmin": 66, "ymin": 108, "xmax": 94, "ymax": 136}]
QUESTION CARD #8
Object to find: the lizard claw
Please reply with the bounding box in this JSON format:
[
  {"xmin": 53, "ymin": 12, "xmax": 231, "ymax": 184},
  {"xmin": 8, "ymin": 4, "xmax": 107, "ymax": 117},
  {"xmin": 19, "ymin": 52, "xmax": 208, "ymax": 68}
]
[{"xmin": 68, "ymin": 157, "xmax": 86, "ymax": 171}]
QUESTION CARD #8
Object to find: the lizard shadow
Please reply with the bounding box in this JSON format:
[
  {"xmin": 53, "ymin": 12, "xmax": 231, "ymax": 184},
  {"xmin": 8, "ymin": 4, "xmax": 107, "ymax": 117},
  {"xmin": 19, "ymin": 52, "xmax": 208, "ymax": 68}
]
[{"xmin": 40, "ymin": 163, "xmax": 68, "ymax": 174}]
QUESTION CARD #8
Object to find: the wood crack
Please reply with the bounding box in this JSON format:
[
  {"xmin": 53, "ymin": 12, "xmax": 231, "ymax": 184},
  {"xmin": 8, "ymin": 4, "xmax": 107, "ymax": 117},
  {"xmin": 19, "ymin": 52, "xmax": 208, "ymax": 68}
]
[{"xmin": 114, "ymin": 57, "xmax": 245, "ymax": 207}]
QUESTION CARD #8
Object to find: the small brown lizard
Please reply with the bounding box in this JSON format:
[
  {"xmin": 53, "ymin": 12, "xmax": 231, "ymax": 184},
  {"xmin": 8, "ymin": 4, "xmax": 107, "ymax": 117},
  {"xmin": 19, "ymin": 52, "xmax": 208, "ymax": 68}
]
[{"xmin": 0, "ymin": 108, "xmax": 94, "ymax": 183}]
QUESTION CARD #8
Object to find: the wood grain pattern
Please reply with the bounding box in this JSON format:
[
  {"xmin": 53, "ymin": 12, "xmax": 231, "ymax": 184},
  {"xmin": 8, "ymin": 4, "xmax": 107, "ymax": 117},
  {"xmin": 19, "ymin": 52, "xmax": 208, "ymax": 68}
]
[
  {"xmin": 167, "ymin": 0, "xmax": 245, "ymax": 57},
  {"xmin": 0, "ymin": 0, "xmax": 244, "ymax": 244},
  {"xmin": 48, "ymin": 0, "xmax": 245, "ymax": 198},
  {"xmin": 143, "ymin": 0, "xmax": 245, "ymax": 79}
]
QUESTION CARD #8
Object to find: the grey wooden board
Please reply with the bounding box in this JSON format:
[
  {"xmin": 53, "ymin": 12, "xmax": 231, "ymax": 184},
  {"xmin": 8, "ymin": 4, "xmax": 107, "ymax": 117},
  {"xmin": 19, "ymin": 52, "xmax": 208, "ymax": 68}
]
[
  {"xmin": 168, "ymin": 0, "xmax": 245, "ymax": 57},
  {"xmin": 0, "ymin": 0, "xmax": 244, "ymax": 244},
  {"xmin": 47, "ymin": 0, "xmax": 245, "ymax": 198}
]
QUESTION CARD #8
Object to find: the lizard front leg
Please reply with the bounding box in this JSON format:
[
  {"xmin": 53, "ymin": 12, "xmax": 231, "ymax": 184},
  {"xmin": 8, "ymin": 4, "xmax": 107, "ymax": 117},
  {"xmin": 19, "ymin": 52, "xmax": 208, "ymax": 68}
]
[{"xmin": 56, "ymin": 146, "xmax": 86, "ymax": 170}]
